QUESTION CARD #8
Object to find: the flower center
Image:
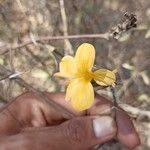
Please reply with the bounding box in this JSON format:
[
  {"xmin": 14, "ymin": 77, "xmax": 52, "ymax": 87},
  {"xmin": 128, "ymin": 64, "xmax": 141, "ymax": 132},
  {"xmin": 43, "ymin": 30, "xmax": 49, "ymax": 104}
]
[
  {"xmin": 75, "ymin": 71, "xmax": 94, "ymax": 82},
  {"xmin": 83, "ymin": 71, "xmax": 94, "ymax": 81}
]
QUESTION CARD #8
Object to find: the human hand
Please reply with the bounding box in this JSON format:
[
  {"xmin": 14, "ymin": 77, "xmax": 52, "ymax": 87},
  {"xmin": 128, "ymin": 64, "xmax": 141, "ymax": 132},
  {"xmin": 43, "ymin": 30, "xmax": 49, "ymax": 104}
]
[{"xmin": 0, "ymin": 92, "xmax": 140, "ymax": 149}]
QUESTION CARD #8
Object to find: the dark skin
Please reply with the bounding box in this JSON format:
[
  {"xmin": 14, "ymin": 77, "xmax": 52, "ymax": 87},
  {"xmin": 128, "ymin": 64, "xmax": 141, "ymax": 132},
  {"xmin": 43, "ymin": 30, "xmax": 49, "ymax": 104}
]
[{"xmin": 0, "ymin": 92, "xmax": 140, "ymax": 150}]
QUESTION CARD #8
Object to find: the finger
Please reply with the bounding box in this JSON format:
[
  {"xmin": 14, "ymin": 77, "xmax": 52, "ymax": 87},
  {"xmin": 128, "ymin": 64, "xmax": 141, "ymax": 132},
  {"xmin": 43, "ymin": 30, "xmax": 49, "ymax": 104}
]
[
  {"xmin": 40, "ymin": 92, "xmax": 112, "ymax": 125},
  {"xmin": 87, "ymin": 94, "xmax": 140, "ymax": 149},
  {"xmin": 19, "ymin": 116, "xmax": 116, "ymax": 150},
  {"xmin": 6, "ymin": 92, "xmax": 112, "ymax": 128},
  {"xmin": 87, "ymin": 94, "xmax": 112, "ymax": 116},
  {"xmin": 12, "ymin": 92, "xmax": 83, "ymax": 127},
  {"xmin": 116, "ymin": 109, "xmax": 140, "ymax": 149},
  {"xmin": 40, "ymin": 92, "xmax": 86, "ymax": 125},
  {"xmin": 53, "ymin": 116, "xmax": 116, "ymax": 150}
]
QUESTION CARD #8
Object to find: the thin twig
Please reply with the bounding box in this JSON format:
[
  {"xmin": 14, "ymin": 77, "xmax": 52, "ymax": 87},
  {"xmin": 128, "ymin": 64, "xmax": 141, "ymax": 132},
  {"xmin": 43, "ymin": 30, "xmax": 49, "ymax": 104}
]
[
  {"xmin": 0, "ymin": 74, "xmax": 13, "ymax": 82},
  {"xmin": 0, "ymin": 33, "xmax": 109, "ymax": 55},
  {"xmin": 119, "ymin": 103, "xmax": 150, "ymax": 119},
  {"xmin": 59, "ymin": 0, "xmax": 73, "ymax": 55}
]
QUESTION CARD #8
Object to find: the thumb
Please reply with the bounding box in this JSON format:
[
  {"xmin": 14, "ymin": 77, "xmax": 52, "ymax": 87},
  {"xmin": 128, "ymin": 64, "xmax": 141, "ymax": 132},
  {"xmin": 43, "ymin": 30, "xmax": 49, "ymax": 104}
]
[{"xmin": 58, "ymin": 116, "xmax": 116, "ymax": 150}]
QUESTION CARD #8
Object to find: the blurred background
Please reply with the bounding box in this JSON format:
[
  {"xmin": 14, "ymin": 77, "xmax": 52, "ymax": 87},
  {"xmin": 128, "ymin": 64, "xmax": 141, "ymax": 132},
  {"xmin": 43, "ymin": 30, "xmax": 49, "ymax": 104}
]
[{"xmin": 0, "ymin": 0, "xmax": 150, "ymax": 149}]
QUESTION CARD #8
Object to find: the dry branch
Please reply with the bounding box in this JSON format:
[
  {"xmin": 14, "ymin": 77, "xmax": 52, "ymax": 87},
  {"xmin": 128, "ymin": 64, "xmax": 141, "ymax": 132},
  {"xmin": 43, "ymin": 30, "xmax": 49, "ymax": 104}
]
[
  {"xmin": 59, "ymin": 0, "xmax": 73, "ymax": 55},
  {"xmin": 119, "ymin": 103, "xmax": 150, "ymax": 119},
  {"xmin": 0, "ymin": 12, "xmax": 137, "ymax": 55},
  {"xmin": 0, "ymin": 33, "xmax": 109, "ymax": 55}
]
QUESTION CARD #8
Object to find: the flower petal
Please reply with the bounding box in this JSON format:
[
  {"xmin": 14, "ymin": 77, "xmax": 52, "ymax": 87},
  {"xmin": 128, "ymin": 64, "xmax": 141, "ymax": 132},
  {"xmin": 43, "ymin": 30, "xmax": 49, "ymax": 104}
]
[
  {"xmin": 66, "ymin": 78, "xmax": 94, "ymax": 111},
  {"xmin": 54, "ymin": 56, "xmax": 76, "ymax": 78},
  {"xmin": 75, "ymin": 43, "xmax": 95, "ymax": 73},
  {"xmin": 93, "ymin": 69, "xmax": 116, "ymax": 86}
]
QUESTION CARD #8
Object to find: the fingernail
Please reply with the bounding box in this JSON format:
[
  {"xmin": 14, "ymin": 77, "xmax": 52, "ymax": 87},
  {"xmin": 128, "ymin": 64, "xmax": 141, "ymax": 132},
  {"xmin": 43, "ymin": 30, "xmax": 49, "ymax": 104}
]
[{"xmin": 93, "ymin": 116, "xmax": 116, "ymax": 138}]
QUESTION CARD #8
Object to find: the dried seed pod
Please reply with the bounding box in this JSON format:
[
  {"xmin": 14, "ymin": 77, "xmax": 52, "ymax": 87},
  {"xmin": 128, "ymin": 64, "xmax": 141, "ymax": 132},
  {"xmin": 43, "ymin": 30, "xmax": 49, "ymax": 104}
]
[{"xmin": 110, "ymin": 12, "xmax": 137, "ymax": 39}]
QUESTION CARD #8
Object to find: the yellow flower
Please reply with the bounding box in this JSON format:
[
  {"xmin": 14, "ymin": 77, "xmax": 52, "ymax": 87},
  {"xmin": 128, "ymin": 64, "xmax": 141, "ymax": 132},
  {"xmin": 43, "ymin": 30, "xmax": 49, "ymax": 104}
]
[{"xmin": 55, "ymin": 43, "xmax": 116, "ymax": 111}]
